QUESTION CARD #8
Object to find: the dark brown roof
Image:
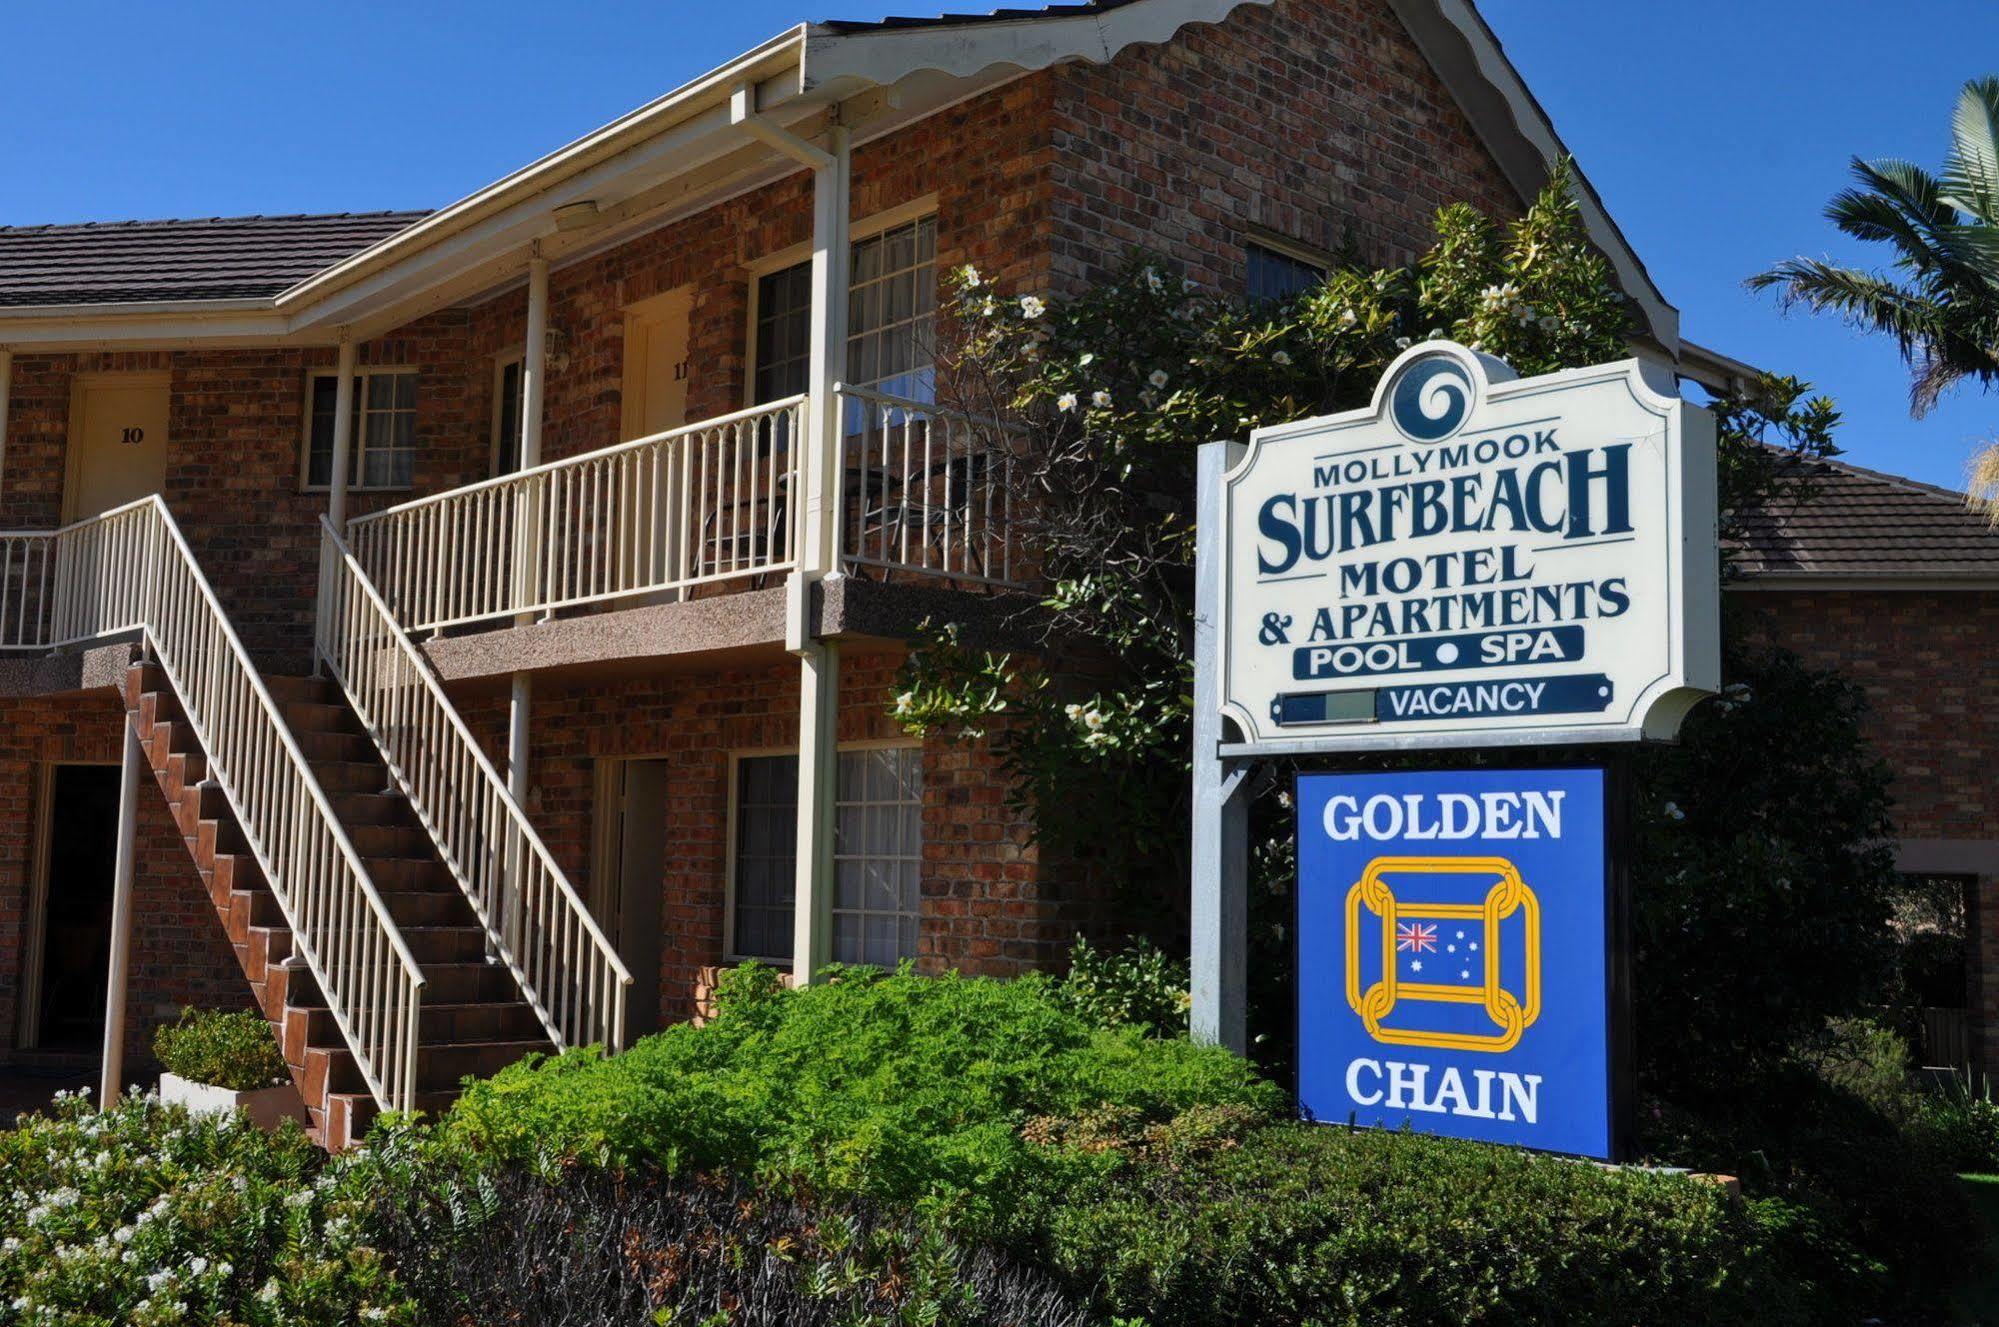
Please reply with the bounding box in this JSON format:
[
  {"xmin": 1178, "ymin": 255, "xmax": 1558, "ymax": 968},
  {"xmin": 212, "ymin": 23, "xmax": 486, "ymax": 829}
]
[
  {"xmin": 818, "ymin": 1, "xmax": 1141, "ymax": 31},
  {"xmin": 1734, "ymin": 453, "xmax": 1999, "ymax": 580},
  {"xmin": 0, "ymin": 210, "xmax": 431, "ymax": 308}
]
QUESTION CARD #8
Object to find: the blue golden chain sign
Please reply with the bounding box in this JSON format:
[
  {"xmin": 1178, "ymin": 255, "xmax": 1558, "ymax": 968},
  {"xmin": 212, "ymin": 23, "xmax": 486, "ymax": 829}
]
[
  {"xmin": 1345, "ymin": 857, "xmax": 1539, "ymax": 1053},
  {"xmin": 1297, "ymin": 768, "xmax": 1613, "ymax": 1160}
]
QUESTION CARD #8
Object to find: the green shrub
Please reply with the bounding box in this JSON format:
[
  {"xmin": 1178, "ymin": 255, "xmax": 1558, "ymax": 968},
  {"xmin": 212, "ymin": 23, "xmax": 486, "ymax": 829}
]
[
  {"xmin": 1051, "ymin": 934, "xmax": 1190, "ymax": 1036},
  {"xmin": 1793, "ymin": 1015, "xmax": 1914, "ymax": 1119},
  {"xmin": 0, "ymin": 1090, "xmax": 412, "ymax": 1326},
  {"xmin": 1038, "ymin": 1119, "xmax": 1797, "ymax": 1327},
  {"xmin": 358, "ymin": 1124, "xmax": 1092, "ymax": 1327},
  {"xmin": 1644, "ymin": 1061, "xmax": 1988, "ymax": 1319},
  {"xmin": 1909, "ymin": 1071, "xmax": 1999, "ymax": 1173},
  {"xmin": 444, "ymin": 963, "xmax": 1278, "ymax": 1236},
  {"xmin": 153, "ymin": 1007, "xmax": 288, "ymax": 1093}
]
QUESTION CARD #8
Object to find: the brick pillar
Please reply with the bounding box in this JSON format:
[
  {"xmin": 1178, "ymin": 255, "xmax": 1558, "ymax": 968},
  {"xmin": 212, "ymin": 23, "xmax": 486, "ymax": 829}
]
[{"xmin": 1976, "ymin": 875, "xmax": 1999, "ymax": 1081}]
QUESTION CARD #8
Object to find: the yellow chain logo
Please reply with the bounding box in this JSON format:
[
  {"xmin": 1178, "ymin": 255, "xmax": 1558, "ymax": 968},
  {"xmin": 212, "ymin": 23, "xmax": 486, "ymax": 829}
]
[{"xmin": 1344, "ymin": 856, "xmax": 1541, "ymax": 1053}]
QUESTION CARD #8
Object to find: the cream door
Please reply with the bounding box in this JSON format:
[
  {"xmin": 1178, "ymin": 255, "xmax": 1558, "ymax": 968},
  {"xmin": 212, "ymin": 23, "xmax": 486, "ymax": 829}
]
[
  {"xmin": 621, "ymin": 288, "xmax": 691, "ymax": 441},
  {"xmin": 66, "ymin": 372, "xmax": 170, "ymax": 520}
]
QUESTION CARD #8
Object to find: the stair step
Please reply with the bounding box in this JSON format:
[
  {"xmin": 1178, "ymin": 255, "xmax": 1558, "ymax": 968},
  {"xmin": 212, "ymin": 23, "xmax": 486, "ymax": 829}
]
[
  {"xmin": 368, "ymin": 857, "xmax": 458, "ymax": 893},
  {"xmin": 283, "ymin": 699, "xmax": 358, "ymax": 736},
  {"xmin": 401, "ymin": 926, "xmax": 492, "ymax": 965},
  {"xmin": 400, "ymin": 961, "xmax": 522, "ymax": 1004},
  {"xmin": 379, "ymin": 889, "xmax": 478, "ymax": 928},
  {"xmin": 297, "ymin": 730, "xmax": 376, "ymax": 764},
  {"xmin": 264, "ymin": 674, "xmax": 339, "ymax": 706},
  {"xmin": 347, "ymin": 823, "xmax": 435, "ymax": 859},
  {"xmin": 324, "ymin": 1088, "xmax": 463, "ymax": 1148},
  {"xmin": 292, "ymin": 1001, "xmax": 544, "ymax": 1053},
  {"xmin": 314, "ymin": 760, "xmax": 389, "ymax": 795},
  {"xmin": 332, "ymin": 791, "xmax": 416, "ymax": 828},
  {"xmin": 418, "ymin": 1039, "xmax": 551, "ymax": 1090}
]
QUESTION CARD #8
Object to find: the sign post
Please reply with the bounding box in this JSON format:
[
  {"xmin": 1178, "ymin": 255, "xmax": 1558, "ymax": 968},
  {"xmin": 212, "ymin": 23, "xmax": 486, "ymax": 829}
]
[{"xmin": 1190, "ymin": 341, "xmax": 1716, "ymax": 1160}]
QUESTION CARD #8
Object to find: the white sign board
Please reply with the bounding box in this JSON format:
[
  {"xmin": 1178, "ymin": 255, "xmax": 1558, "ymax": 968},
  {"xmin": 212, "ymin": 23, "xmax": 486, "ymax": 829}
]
[{"xmin": 1217, "ymin": 342, "xmax": 1718, "ymax": 753}]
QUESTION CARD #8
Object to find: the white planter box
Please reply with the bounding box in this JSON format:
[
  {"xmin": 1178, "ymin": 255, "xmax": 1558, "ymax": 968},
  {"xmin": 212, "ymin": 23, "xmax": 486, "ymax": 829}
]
[{"xmin": 158, "ymin": 1071, "xmax": 307, "ymax": 1131}]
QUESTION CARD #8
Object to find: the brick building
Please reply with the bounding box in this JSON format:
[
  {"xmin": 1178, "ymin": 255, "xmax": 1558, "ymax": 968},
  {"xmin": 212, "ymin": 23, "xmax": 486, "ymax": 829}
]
[
  {"xmin": 1734, "ymin": 455, "xmax": 1999, "ymax": 1074},
  {"xmin": 0, "ymin": 0, "xmax": 1982, "ymax": 1144}
]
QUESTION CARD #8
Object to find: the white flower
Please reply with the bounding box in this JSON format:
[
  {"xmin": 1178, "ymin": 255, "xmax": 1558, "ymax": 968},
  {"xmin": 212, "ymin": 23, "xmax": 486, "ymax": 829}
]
[
  {"xmin": 1091, "ymin": 389, "xmax": 1112, "ymax": 408},
  {"xmin": 1019, "ymin": 295, "xmax": 1046, "ymax": 319},
  {"xmin": 1147, "ymin": 369, "xmax": 1170, "ymax": 389},
  {"xmin": 1078, "ymin": 352, "xmax": 1095, "ymax": 367},
  {"xmin": 960, "ymin": 264, "xmax": 981, "ymax": 287},
  {"xmin": 1056, "ymin": 392, "xmax": 1078, "ymax": 413},
  {"xmin": 1143, "ymin": 267, "xmax": 1165, "ymax": 293},
  {"xmin": 1063, "ymin": 703, "xmax": 1083, "ymax": 720},
  {"xmin": 1663, "ymin": 801, "xmax": 1686, "ymax": 823},
  {"xmin": 1395, "ymin": 336, "xmax": 1412, "ymax": 350},
  {"xmin": 189, "ymin": 1256, "xmax": 208, "ymax": 1276},
  {"xmin": 1340, "ymin": 308, "xmax": 1357, "ymax": 327},
  {"xmin": 1272, "ymin": 349, "xmax": 1292, "ymax": 366},
  {"xmin": 1538, "ymin": 314, "xmax": 1560, "ymax": 333}
]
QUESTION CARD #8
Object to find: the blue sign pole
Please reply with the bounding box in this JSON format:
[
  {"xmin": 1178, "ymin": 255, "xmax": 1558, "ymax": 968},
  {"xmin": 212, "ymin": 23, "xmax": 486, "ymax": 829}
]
[{"xmin": 1294, "ymin": 766, "xmax": 1620, "ymax": 1160}]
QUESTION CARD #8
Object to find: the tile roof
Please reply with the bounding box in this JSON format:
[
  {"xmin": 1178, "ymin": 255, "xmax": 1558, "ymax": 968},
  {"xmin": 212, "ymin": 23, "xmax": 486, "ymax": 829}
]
[
  {"xmin": 1734, "ymin": 452, "xmax": 1999, "ymax": 580},
  {"xmin": 0, "ymin": 210, "xmax": 431, "ymax": 308},
  {"xmin": 817, "ymin": 1, "xmax": 1142, "ymax": 31}
]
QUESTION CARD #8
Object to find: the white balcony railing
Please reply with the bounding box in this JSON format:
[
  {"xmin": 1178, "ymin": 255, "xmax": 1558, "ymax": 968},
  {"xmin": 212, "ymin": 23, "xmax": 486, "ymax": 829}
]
[
  {"xmin": 834, "ymin": 385, "xmax": 1022, "ymax": 588},
  {"xmin": 318, "ymin": 519, "xmax": 631, "ymax": 1055},
  {"xmin": 347, "ymin": 396, "xmax": 806, "ymax": 634},
  {"xmin": 1, "ymin": 499, "xmax": 427, "ymax": 1111}
]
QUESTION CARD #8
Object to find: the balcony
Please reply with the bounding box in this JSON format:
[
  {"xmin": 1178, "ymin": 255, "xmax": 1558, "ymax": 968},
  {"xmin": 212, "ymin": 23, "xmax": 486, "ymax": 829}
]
[{"xmin": 341, "ymin": 388, "xmax": 1026, "ymax": 682}]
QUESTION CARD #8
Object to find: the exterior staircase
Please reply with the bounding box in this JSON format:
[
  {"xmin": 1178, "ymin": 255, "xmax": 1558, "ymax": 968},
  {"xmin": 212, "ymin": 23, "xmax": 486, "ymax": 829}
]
[{"xmin": 127, "ymin": 659, "xmax": 549, "ymax": 1147}]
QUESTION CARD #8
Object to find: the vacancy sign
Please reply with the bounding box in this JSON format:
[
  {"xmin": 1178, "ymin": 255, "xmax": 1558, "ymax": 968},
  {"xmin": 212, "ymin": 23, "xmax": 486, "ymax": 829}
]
[
  {"xmin": 1296, "ymin": 767, "xmax": 1613, "ymax": 1159},
  {"xmin": 1217, "ymin": 342, "xmax": 1719, "ymax": 752}
]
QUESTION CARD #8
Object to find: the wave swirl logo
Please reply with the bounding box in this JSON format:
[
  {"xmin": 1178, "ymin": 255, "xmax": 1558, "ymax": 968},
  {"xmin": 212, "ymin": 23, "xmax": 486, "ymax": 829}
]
[{"xmin": 1388, "ymin": 354, "xmax": 1476, "ymax": 443}]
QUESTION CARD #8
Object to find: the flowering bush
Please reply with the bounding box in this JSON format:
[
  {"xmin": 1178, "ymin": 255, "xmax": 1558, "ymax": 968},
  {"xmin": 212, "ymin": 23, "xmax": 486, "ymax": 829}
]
[
  {"xmin": 898, "ymin": 162, "xmax": 1840, "ymax": 902},
  {"xmin": 153, "ymin": 1006, "xmax": 290, "ymax": 1093},
  {"xmin": 0, "ymin": 1090, "xmax": 411, "ymax": 1326}
]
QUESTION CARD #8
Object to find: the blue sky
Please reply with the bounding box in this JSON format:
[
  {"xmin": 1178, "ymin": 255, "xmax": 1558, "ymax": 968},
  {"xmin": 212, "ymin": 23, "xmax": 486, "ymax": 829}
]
[{"xmin": 2, "ymin": 1, "xmax": 1993, "ymax": 487}]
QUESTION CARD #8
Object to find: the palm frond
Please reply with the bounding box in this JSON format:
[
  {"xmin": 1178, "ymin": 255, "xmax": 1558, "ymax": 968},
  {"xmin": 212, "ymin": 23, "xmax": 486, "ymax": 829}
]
[
  {"xmin": 1841, "ymin": 159, "xmax": 1967, "ymax": 267},
  {"xmin": 1942, "ymin": 76, "xmax": 1999, "ymax": 226},
  {"xmin": 1967, "ymin": 439, "xmax": 1999, "ymax": 528},
  {"xmin": 1749, "ymin": 258, "xmax": 1942, "ymax": 357}
]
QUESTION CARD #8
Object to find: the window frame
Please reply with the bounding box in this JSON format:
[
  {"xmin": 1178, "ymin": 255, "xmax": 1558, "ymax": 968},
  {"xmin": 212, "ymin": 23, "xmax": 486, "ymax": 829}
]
[
  {"xmin": 721, "ymin": 738, "xmax": 925, "ymax": 966},
  {"xmin": 741, "ymin": 196, "xmax": 939, "ymax": 410},
  {"xmin": 1243, "ymin": 231, "xmax": 1332, "ymax": 303},
  {"xmin": 298, "ymin": 364, "xmax": 421, "ymax": 493},
  {"xmin": 490, "ymin": 350, "xmax": 524, "ymax": 478}
]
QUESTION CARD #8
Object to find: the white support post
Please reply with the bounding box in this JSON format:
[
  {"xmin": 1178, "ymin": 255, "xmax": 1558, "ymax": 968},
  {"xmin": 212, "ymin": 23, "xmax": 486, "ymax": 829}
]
[
  {"xmin": 788, "ymin": 117, "xmax": 851, "ymax": 987},
  {"xmin": 507, "ymin": 248, "xmax": 550, "ymax": 810},
  {"xmin": 1191, "ymin": 440, "xmax": 1251, "ymax": 1053},
  {"xmin": 325, "ymin": 335, "xmax": 358, "ymax": 534},
  {"xmin": 99, "ymin": 713, "xmax": 143, "ymax": 1106}
]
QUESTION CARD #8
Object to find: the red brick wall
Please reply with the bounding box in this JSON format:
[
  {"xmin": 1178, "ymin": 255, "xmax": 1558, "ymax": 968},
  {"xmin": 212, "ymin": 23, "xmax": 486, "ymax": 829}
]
[
  {"xmin": 0, "ymin": 691, "xmax": 248, "ymax": 1074},
  {"xmin": 1742, "ymin": 587, "xmax": 1999, "ymax": 1072},
  {"xmin": 1046, "ymin": 0, "xmax": 1521, "ymax": 293},
  {"xmin": 1, "ymin": 325, "xmax": 488, "ymax": 674},
  {"xmin": 461, "ymin": 72, "xmax": 1056, "ymax": 467},
  {"xmin": 452, "ymin": 655, "xmax": 1082, "ymax": 1026}
]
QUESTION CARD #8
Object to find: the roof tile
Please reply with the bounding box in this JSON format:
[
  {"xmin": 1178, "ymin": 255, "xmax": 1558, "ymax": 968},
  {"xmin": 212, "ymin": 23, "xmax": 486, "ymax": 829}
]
[
  {"xmin": 1734, "ymin": 454, "xmax": 1999, "ymax": 579},
  {"xmin": 0, "ymin": 211, "xmax": 431, "ymax": 307}
]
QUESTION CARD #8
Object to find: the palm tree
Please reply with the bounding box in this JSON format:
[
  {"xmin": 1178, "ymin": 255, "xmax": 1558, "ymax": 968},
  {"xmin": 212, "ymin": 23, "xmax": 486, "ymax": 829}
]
[{"xmin": 1751, "ymin": 77, "xmax": 1999, "ymax": 519}]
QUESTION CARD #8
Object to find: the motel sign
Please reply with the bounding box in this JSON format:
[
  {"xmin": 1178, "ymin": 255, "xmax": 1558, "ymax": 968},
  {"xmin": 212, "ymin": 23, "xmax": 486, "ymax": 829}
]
[
  {"xmin": 1214, "ymin": 341, "xmax": 1719, "ymax": 752},
  {"xmin": 1191, "ymin": 342, "xmax": 1720, "ymax": 1161}
]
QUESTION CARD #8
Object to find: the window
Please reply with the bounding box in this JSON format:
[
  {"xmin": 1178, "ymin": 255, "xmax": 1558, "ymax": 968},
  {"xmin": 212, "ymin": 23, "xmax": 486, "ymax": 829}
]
[
  {"xmin": 753, "ymin": 263, "xmax": 813, "ymax": 405},
  {"xmin": 304, "ymin": 367, "xmax": 417, "ymax": 490},
  {"xmin": 492, "ymin": 355, "xmax": 524, "ymax": 477},
  {"xmin": 728, "ymin": 746, "xmax": 924, "ymax": 965},
  {"xmin": 1246, "ymin": 241, "xmax": 1326, "ymax": 303},
  {"xmin": 750, "ymin": 213, "xmax": 939, "ymax": 407},
  {"xmin": 731, "ymin": 755, "xmax": 798, "ymax": 963}
]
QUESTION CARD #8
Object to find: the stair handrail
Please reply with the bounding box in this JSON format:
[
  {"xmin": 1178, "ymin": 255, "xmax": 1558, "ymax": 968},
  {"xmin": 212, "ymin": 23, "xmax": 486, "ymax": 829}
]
[
  {"xmin": 35, "ymin": 497, "xmax": 425, "ymax": 1112},
  {"xmin": 316, "ymin": 516, "xmax": 632, "ymax": 1054}
]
